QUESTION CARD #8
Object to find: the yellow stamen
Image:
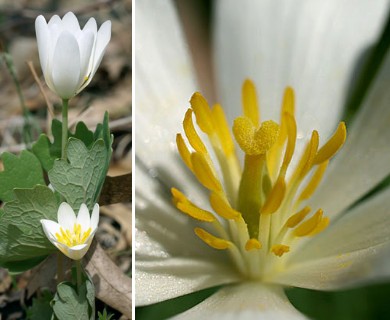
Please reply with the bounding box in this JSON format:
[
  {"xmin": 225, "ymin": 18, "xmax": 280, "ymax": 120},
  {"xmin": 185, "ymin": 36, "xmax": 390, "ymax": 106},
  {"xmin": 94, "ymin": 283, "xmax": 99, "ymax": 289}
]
[
  {"xmin": 172, "ymin": 188, "xmax": 216, "ymax": 222},
  {"xmin": 211, "ymin": 103, "xmax": 235, "ymax": 156},
  {"xmin": 190, "ymin": 92, "xmax": 214, "ymax": 134},
  {"xmin": 176, "ymin": 134, "xmax": 193, "ymax": 171},
  {"xmin": 173, "ymin": 82, "xmax": 346, "ymax": 278},
  {"xmin": 194, "ymin": 227, "xmax": 231, "ymax": 250},
  {"xmin": 294, "ymin": 209, "xmax": 323, "ymax": 237},
  {"xmin": 242, "ymin": 79, "xmax": 260, "ymax": 127},
  {"xmin": 261, "ymin": 176, "xmax": 286, "ymax": 214},
  {"xmin": 191, "ymin": 152, "xmax": 223, "ymax": 192},
  {"xmin": 55, "ymin": 224, "xmax": 91, "ymax": 248},
  {"xmin": 271, "ymin": 244, "xmax": 290, "ymax": 257},
  {"xmin": 314, "ymin": 122, "xmax": 347, "ymax": 165},
  {"xmin": 285, "ymin": 206, "xmax": 311, "ymax": 228},
  {"xmin": 281, "ymin": 87, "xmax": 295, "ymax": 116},
  {"xmin": 245, "ymin": 238, "xmax": 262, "ymax": 251},
  {"xmin": 209, "ymin": 191, "xmax": 240, "ymax": 220},
  {"xmin": 183, "ymin": 109, "xmax": 207, "ymax": 154},
  {"xmin": 298, "ymin": 161, "xmax": 328, "ymax": 202},
  {"xmin": 308, "ymin": 217, "xmax": 330, "ymax": 236}
]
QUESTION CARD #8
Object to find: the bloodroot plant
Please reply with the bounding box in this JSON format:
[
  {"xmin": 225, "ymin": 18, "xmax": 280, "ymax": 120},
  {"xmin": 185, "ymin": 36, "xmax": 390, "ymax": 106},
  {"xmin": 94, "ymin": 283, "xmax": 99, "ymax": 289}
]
[{"xmin": 0, "ymin": 11, "xmax": 123, "ymax": 319}]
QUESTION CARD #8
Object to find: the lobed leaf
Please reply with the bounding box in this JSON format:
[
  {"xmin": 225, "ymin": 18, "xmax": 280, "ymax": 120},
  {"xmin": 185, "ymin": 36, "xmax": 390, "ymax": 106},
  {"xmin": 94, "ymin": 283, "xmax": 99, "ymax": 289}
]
[
  {"xmin": 0, "ymin": 185, "xmax": 59, "ymax": 270},
  {"xmin": 0, "ymin": 151, "xmax": 45, "ymax": 202}
]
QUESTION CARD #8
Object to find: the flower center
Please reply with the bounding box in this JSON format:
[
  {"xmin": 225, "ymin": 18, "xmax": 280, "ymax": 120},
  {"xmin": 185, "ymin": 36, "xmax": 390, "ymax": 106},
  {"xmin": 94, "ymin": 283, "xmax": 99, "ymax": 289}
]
[
  {"xmin": 55, "ymin": 223, "xmax": 92, "ymax": 247},
  {"xmin": 172, "ymin": 79, "xmax": 346, "ymax": 279}
]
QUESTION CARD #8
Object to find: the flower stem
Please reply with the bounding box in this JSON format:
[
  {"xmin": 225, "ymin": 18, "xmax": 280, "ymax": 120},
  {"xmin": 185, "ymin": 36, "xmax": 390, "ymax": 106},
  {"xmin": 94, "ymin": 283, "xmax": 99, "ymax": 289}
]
[
  {"xmin": 61, "ymin": 99, "xmax": 69, "ymax": 160},
  {"xmin": 76, "ymin": 260, "xmax": 82, "ymax": 292}
]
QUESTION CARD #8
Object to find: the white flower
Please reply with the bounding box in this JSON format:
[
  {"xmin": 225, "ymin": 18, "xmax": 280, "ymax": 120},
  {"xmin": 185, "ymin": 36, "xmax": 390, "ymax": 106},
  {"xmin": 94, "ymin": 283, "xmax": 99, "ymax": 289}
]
[
  {"xmin": 41, "ymin": 202, "xmax": 99, "ymax": 260},
  {"xmin": 135, "ymin": 0, "xmax": 390, "ymax": 319},
  {"xmin": 35, "ymin": 12, "xmax": 111, "ymax": 99}
]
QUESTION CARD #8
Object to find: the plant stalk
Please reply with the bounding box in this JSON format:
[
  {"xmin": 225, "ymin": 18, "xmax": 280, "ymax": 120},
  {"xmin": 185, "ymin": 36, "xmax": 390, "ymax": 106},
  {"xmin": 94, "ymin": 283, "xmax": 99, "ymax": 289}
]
[{"xmin": 61, "ymin": 99, "xmax": 69, "ymax": 160}]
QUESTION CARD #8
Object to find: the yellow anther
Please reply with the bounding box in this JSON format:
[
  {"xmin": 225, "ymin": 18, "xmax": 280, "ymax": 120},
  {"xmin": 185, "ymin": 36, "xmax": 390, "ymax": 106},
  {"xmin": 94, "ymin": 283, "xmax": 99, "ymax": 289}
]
[
  {"xmin": 281, "ymin": 113, "xmax": 297, "ymax": 172},
  {"xmin": 261, "ymin": 176, "xmax": 286, "ymax": 214},
  {"xmin": 209, "ymin": 191, "xmax": 240, "ymax": 220},
  {"xmin": 190, "ymin": 92, "xmax": 214, "ymax": 134},
  {"xmin": 292, "ymin": 130, "xmax": 319, "ymax": 181},
  {"xmin": 212, "ymin": 104, "xmax": 235, "ymax": 156},
  {"xmin": 294, "ymin": 209, "xmax": 323, "ymax": 237},
  {"xmin": 282, "ymin": 87, "xmax": 295, "ymax": 114},
  {"xmin": 245, "ymin": 238, "xmax": 262, "ymax": 251},
  {"xmin": 56, "ymin": 224, "xmax": 90, "ymax": 247},
  {"xmin": 191, "ymin": 152, "xmax": 222, "ymax": 192},
  {"xmin": 80, "ymin": 228, "xmax": 92, "ymax": 242},
  {"xmin": 242, "ymin": 79, "xmax": 260, "ymax": 127},
  {"xmin": 308, "ymin": 217, "xmax": 330, "ymax": 236},
  {"xmin": 233, "ymin": 118, "xmax": 279, "ymax": 155},
  {"xmin": 298, "ymin": 161, "xmax": 328, "ymax": 202},
  {"xmin": 172, "ymin": 188, "xmax": 216, "ymax": 222},
  {"xmin": 176, "ymin": 134, "xmax": 193, "ymax": 172},
  {"xmin": 194, "ymin": 227, "xmax": 231, "ymax": 250},
  {"xmin": 314, "ymin": 122, "xmax": 347, "ymax": 165},
  {"xmin": 271, "ymin": 244, "xmax": 290, "ymax": 257},
  {"xmin": 286, "ymin": 206, "xmax": 311, "ymax": 228},
  {"xmin": 183, "ymin": 109, "xmax": 207, "ymax": 154}
]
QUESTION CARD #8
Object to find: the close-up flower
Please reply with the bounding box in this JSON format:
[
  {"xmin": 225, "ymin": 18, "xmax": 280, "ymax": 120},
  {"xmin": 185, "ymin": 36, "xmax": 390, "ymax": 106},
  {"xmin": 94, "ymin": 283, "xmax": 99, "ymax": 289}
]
[
  {"xmin": 41, "ymin": 202, "xmax": 100, "ymax": 260},
  {"xmin": 35, "ymin": 11, "xmax": 111, "ymax": 99},
  {"xmin": 135, "ymin": 0, "xmax": 390, "ymax": 319}
]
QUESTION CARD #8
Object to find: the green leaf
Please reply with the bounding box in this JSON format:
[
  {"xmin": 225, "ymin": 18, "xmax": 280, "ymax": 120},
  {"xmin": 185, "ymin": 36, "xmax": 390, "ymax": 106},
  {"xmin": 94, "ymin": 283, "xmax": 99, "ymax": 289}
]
[
  {"xmin": 52, "ymin": 278, "xmax": 95, "ymax": 320},
  {"xmin": 48, "ymin": 138, "xmax": 110, "ymax": 210},
  {"xmin": 32, "ymin": 119, "xmax": 62, "ymax": 172},
  {"xmin": 32, "ymin": 120, "xmax": 96, "ymax": 173},
  {"xmin": 97, "ymin": 309, "xmax": 115, "ymax": 320},
  {"xmin": 26, "ymin": 290, "xmax": 54, "ymax": 320},
  {"xmin": 3, "ymin": 255, "xmax": 47, "ymax": 274},
  {"xmin": 0, "ymin": 185, "xmax": 59, "ymax": 267},
  {"xmin": 0, "ymin": 151, "xmax": 45, "ymax": 202}
]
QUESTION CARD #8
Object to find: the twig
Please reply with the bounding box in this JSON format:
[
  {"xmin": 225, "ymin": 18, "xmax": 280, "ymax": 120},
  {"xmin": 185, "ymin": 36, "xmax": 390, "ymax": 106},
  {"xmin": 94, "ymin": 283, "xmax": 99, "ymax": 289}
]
[{"xmin": 27, "ymin": 61, "xmax": 54, "ymax": 118}]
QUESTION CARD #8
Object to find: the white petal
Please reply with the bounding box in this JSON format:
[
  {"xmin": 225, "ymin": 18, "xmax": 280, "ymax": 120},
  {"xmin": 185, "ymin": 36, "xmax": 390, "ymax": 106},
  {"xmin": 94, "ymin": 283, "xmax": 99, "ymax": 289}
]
[
  {"xmin": 76, "ymin": 203, "xmax": 90, "ymax": 229},
  {"xmin": 136, "ymin": 167, "xmax": 217, "ymax": 259},
  {"xmin": 136, "ymin": 257, "xmax": 240, "ymax": 307},
  {"xmin": 136, "ymin": 168, "xmax": 239, "ymax": 306},
  {"xmin": 273, "ymin": 243, "xmax": 386, "ymax": 291},
  {"xmin": 62, "ymin": 12, "xmax": 80, "ymax": 34},
  {"xmin": 83, "ymin": 17, "xmax": 97, "ymax": 34},
  {"xmin": 90, "ymin": 203, "xmax": 100, "ymax": 231},
  {"xmin": 173, "ymin": 283, "xmax": 307, "ymax": 320},
  {"xmin": 40, "ymin": 219, "xmax": 61, "ymax": 242},
  {"xmin": 57, "ymin": 202, "xmax": 76, "ymax": 230},
  {"xmin": 35, "ymin": 15, "xmax": 49, "ymax": 75},
  {"xmin": 214, "ymin": 0, "xmax": 389, "ymax": 148},
  {"xmin": 59, "ymin": 242, "xmax": 90, "ymax": 260},
  {"xmin": 82, "ymin": 20, "xmax": 111, "ymax": 88},
  {"xmin": 310, "ymin": 48, "xmax": 390, "ymax": 218},
  {"xmin": 273, "ymin": 187, "xmax": 390, "ymax": 289},
  {"xmin": 77, "ymin": 30, "xmax": 95, "ymax": 85},
  {"xmin": 51, "ymin": 31, "xmax": 81, "ymax": 98},
  {"xmin": 135, "ymin": 0, "xmax": 209, "ymax": 205},
  {"xmin": 48, "ymin": 15, "xmax": 61, "ymax": 28}
]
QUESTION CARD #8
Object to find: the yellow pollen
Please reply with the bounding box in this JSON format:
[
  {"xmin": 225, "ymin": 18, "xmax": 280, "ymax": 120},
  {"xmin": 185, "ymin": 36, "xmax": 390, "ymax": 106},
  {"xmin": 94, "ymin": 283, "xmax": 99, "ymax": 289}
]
[
  {"xmin": 173, "ymin": 80, "xmax": 347, "ymax": 279},
  {"xmin": 55, "ymin": 224, "xmax": 91, "ymax": 247},
  {"xmin": 271, "ymin": 244, "xmax": 290, "ymax": 257},
  {"xmin": 245, "ymin": 238, "xmax": 262, "ymax": 251}
]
